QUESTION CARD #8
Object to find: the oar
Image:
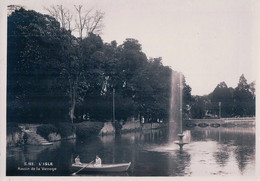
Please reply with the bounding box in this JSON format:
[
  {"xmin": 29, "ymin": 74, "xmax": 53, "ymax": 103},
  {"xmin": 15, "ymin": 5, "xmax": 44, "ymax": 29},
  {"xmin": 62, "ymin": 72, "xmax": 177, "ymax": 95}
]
[{"xmin": 72, "ymin": 161, "xmax": 94, "ymax": 175}]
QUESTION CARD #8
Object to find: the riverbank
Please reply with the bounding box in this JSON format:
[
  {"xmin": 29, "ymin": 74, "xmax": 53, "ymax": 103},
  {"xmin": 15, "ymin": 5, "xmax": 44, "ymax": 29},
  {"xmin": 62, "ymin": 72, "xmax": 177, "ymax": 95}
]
[
  {"xmin": 185, "ymin": 117, "xmax": 255, "ymax": 128},
  {"xmin": 8, "ymin": 117, "xmax": 254, "ymax": 147},
  {"xmin": 7, "ymin": 120, "xmax": 166, "ymax": 147},
  {"xmin": 99, "ymin": 121, "xmax": 167, "ymax": 135},
  {"xmin": 9, "ymin": 116, "xmax": 253, "ymax": 147},
  {"xmin": 6, "ymin": 123, "xmax": 255, "ymax": 176}
]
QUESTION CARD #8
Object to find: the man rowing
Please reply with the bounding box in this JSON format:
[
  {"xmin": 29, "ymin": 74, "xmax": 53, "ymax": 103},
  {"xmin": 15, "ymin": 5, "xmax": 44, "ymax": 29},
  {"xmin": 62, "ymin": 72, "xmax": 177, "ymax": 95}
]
[{"xmin": 94, "ymin": 155, "xmax": 102, "ymax": 167}]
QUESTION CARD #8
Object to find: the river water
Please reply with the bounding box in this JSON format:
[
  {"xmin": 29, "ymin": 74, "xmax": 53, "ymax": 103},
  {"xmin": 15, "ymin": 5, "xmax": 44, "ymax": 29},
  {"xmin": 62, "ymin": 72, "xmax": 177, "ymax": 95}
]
[{"xmin": 6, "ymin": 124, "xmax": 255, "ymax": 177}]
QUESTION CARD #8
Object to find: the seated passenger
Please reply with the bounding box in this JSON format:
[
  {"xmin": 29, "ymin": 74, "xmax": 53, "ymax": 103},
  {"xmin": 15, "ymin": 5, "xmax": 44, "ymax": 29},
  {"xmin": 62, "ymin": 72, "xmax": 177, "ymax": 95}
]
[
  {"xmin": 94, "ymin": 155, "xmax": 102, "ymax": 167},
  {"xmin": 75, "ymin": 155, "xmax": 82, "ymax": 165}
]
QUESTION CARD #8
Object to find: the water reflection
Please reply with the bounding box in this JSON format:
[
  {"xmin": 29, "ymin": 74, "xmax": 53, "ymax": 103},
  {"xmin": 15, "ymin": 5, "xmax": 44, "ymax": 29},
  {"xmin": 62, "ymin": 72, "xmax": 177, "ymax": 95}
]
[
  {"xmin": 167, "ymin": 150, "xmax": 191, "ymax": 176},
  {"xmin": 7, "ymin": 125, "xmax": 255, "ymax": 176},
  {"xmin": 186, "ymin": 126, "xmax": 255, "ymax": 176}
]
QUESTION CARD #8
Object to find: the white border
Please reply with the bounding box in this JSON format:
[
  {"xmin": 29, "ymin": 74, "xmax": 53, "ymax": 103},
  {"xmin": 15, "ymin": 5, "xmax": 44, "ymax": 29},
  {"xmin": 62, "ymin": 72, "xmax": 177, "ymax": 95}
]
[{"xmin": 0, "ymin": 0, "xmax": 259, "ymax": 181}]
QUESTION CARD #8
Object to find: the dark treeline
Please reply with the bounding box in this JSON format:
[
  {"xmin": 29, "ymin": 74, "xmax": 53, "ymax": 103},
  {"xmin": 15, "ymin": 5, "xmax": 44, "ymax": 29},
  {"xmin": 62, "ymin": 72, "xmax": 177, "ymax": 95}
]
[
  {"xmin": 7, "ymin": 8, "xmax": 192, "ymax": 124},
  {"xmin": 7, "ymin": 8, "xmax": 255, "ymax": 124},
  {"xmin": 190, "ymin": 75, "xmax": 255, "ymax": 119}
]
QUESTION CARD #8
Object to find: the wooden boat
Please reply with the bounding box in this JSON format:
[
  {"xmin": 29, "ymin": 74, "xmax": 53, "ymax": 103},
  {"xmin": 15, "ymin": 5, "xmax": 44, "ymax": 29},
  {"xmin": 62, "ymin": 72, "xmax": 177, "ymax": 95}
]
[{"xmin": 72, "ymin": 162, "xmax": 131, "ymax": 173}]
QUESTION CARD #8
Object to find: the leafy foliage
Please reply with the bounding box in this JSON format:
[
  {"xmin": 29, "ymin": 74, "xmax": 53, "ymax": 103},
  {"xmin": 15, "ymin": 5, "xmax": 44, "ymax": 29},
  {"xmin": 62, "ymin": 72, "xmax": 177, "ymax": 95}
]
[
  {"xmin": 6, "ymin": 8, "xmax": 194, "ymax": 124},
  {"xmin": 7, "ymin": 8, "xmax": 68, "ymax": 123},
  {"xmin": 36, "ymin": 124, "xmax": 58, "ymax": 139},
  {"xmin": 75, "ymin": 121, "xmax": 104, "ymax": 139},
  {"xmin": 7, "ymin": 122, "xmax": 22, "ymax": 135},
  {"xmin": 190, "ymin": 75, "xmax": 255, "ymax": 118},
  {"xmin": 233, "ymin": 75, "xmax": 255, "ymax": 117},
  {"xmin": 210, "ymin": 81, "xmax": 234, "ymax": 117},
  {"xmin": 55, "ymin": 123, "xmax": 76, "ymax": 138}
]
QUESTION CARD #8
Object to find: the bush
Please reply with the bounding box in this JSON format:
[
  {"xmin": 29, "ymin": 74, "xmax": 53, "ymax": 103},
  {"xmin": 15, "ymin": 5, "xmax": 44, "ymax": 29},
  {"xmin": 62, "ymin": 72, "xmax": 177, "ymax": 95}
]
[
  {"xmin": 36, "ymin": 124, "xmax": 57, "ymax": 140},
  {"xmin": 7, "ymin": 123, "xmax": 24, "ymax": 147},
  {"xmin": 7, "ymin": 122, "xmax": 21, "ymax": 135},
  {"xmin": 75, "ymin": 121, "xmax": 104, "ymax": 139},
  {"xmin": 55, "ymin": 122, "xmax": 75, "ymax": 138}
]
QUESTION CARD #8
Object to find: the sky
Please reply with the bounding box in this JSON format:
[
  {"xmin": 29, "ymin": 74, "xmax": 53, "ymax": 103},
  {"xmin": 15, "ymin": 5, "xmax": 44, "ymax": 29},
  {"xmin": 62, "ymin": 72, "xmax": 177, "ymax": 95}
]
[{"xmin": 2, "ymin": 0, "xmax": 259, "ymax": 95}]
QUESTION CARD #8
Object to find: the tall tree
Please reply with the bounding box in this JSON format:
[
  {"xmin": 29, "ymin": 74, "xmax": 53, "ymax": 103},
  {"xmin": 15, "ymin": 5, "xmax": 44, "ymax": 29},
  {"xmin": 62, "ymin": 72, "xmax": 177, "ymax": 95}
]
[
  {"xmin": 190, "ymin": 96, "xmax": 209, "ymax": 119},
  {"xmin": 8, "ymin": 8, "xmax": 192, "ymax": 124},
  {"xmin": 233, "ymin": 74, "xmax": 255, "ymax": 117},
  {"xmin": 44, "ymin": 5, "xmax": 73, "ymax": 30},
  {"xmin": 45, "ymin": 5, "xmax": 105, "ymax": 39},
  {"xmin": 74, "ymin": 5, "xmax": 104, "ymax": 39},
  {"xmin": 210, "ymin": 81, "xmax": 234, "ymax": 117},
  {"xmin": 7, "ymin": 8, "xmax": 66, "ymax": 122},
  {"xmin": 45, "ymin": 5, "xmax": 105, "ymax": 123}
]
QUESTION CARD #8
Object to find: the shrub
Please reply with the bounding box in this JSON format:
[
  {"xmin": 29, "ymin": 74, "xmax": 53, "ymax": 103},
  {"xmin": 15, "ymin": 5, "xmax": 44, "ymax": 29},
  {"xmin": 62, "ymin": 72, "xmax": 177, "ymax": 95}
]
[
  {"xmin": 7, "ymin": 122, "xmax": 21, "ymax": 135},
  {"xmin": 36, "ymin": 124, "xmax": 57, "ymax": 140},
  {"xmin": 75, "ymin": 121, "xmax": 104, "ymax": 139},
  {"xmin": 55, "ymin": 122, "xmax": 75, "ymax": 138},
  {"xmin": 7, "ymin": 123, "xmax": 24, "ymax": 147}
]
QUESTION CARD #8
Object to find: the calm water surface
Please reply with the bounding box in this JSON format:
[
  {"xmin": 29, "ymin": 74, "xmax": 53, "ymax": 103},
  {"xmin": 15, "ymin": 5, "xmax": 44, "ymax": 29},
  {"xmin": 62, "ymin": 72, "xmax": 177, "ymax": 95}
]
[{"xmin": 7, "ymin": 124, "xmax": 255, "ymax": 176}]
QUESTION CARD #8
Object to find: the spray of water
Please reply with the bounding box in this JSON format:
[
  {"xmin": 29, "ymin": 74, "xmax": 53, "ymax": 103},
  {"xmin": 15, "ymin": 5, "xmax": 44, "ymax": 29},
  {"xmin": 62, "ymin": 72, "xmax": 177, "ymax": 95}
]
[
  {"xmin": 168, "ymin": 70, "xmax": 183, "ymax": 141},
  {"xmin": 146, "ymin": 70, "xmax": 188, "ymax": 152}
]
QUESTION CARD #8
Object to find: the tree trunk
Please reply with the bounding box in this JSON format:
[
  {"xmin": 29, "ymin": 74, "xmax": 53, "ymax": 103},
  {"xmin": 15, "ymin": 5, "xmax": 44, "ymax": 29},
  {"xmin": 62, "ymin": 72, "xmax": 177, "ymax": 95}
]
[
  {"xmin": 69, "ymin": 83, "xmax": 77, "ymax": 123},
  {"xmin": 70, "ymin": 100, "xmax": 76, "ymax": 123}
]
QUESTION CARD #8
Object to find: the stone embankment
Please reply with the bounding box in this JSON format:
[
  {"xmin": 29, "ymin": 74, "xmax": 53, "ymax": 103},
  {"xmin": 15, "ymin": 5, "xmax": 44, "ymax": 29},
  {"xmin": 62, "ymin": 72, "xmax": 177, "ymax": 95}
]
[
  {"xmin": 184, "ymin": 117, "xmax": 255, "ymax": 128},
  {"xmin": 99, "ymin": 122, "xmax": 115, "ymax": 135},
  {"xmin": 24, "ymin": 130, "xmax": 53, "ymax": 145},
  {"xmin": 7, "ymin": 121, "xmax": 166, "ymax": 147},
  {"xmin": 99, "ymin": 121, "xmax": 166, "ymax": 135}
]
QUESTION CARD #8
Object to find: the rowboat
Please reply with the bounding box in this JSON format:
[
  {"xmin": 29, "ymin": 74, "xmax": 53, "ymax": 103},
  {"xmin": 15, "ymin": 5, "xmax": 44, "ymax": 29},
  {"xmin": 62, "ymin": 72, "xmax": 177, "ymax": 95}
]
[{"xmin": 71, "ymin": 162, "xmax": 131, "ymax": 173}]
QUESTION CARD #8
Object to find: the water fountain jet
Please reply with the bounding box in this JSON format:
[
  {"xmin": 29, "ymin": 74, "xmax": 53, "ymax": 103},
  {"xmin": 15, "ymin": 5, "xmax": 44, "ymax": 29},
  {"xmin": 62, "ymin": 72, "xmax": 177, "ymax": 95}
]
[{"xmin": 172, "ymin": 73, "xmax": 188, "ymax": 151}]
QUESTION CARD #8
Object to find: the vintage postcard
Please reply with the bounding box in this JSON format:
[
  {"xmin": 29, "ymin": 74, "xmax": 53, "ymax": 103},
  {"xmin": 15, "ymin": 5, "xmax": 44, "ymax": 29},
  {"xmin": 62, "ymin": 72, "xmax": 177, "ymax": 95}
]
[{"xmin": 1, "ymin": 0, "xmax": 259, "ymax": 180}]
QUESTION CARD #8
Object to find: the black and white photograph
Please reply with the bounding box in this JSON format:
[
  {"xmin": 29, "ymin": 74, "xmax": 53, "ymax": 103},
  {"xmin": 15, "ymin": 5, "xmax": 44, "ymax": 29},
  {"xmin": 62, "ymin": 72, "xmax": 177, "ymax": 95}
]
[{"xmin": 0, "ymin": 0, "xmax": 259, "ymax": 180}]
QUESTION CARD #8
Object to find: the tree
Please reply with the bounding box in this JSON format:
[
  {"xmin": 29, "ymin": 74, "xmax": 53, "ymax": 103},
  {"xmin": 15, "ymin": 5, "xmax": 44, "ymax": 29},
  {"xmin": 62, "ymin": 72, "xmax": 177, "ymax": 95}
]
[
  {"xmin": 182, "ymin": 76, "xmax": 193, "ymax": 119},
  {"xmin": 210, "ymin": 81, "xmax": 234, "ymax": 117},
  {"xmin": 44, "ymin": 5, "xmax": 73, "ymax": 30},
  {"xmin": 74, "ymin": 5, "xmax": 104, "ymax": 39},
  {"xmin": 7, "ymin": 8, "xmax": 67, "ymax": 123},
  {"xmin": 7, "ymin": 8, "xmax": 105, "ymax": 123},
  {"xmin": 64, "ymin": 33, "xmax": 105, "ymax": 123},
  {"xmin": 8, "ymin": 7, "xmax": 192, "ymax": 124},
  {"xmin": 190, "ymin": 96, "xmax": 208, "ymax": 119},
  {"xmin": 45, "ymin": 5, "xmax": 105, "ymax": 39},
  {"xmin": 233, "ymin": 74, "xmax": 255, "ymax": 117},
  {"xmin": 45, "ymin": 5, "xmax": 105, "ymax": 123},
  {"xmin": 7, "ymin": 5, "xmax": 24, "ymax": 16}
]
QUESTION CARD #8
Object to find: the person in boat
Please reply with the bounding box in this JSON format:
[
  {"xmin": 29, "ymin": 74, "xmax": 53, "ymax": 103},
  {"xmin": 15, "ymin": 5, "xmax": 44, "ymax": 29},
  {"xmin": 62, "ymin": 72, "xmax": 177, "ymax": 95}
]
[
  {"xmin": 75, "ymin": 155, "xmax": 82, "ymax": 165},
  {"xmin": 94, "ymin": 155, "xmax": 102, "ymax": 167}
]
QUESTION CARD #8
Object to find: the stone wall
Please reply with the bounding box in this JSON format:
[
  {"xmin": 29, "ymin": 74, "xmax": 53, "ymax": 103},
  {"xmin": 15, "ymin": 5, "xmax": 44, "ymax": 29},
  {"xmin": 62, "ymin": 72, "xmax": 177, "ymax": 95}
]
[
  {"xmin": 121, "ymin": 121, "xmax": 141, "ymax": 133},
  {"xmin": 142, "ymin": 122, "xmax": 166, "ymax": 130},
  {"xmin": 99, "ymin": 122, "xmax": 115, "ymax": 135},
  {"xmin": 99, "ymin": 121, "xmax": 166, "ymax": 136},
  {"xmin": 18, "ymin": 124, "xmax": 40, "ymax": 132}
]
